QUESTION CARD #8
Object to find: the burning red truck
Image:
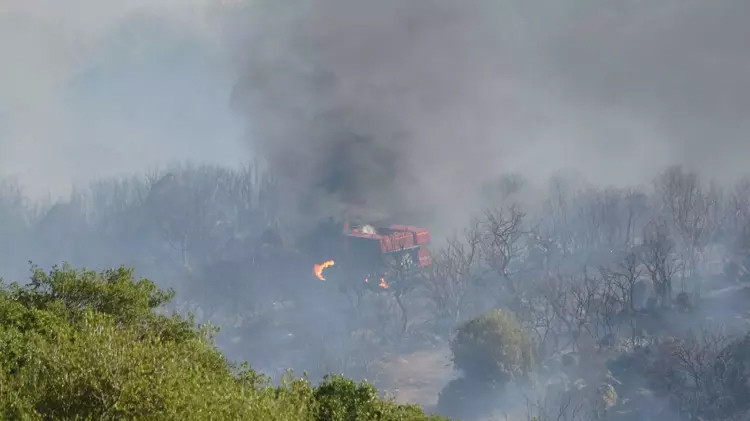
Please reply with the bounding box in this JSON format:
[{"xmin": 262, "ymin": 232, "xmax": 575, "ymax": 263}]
[{"xmin": 310, "ymin": 211, "xmax": 432, "ymax": 289}]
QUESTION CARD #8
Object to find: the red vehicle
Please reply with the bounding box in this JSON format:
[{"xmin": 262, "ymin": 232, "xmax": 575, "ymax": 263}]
[{"xmin": 310, "ymin": 208, "xmax": 432, "ymax": 289}]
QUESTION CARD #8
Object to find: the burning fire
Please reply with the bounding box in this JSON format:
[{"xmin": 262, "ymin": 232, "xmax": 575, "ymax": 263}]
[
  {"xmin": 364, "ymin": 275, "xmax": 389, "ymax": 289},
  {"xmin": 314, "ymin": 260, "xmax": 335, "ymax": 280}
]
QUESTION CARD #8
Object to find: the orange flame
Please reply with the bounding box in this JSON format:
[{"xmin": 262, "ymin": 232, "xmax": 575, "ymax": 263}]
[
  {"xmin": 364, "ymin": 275, "xmax": 389, "ymax": 289},
  {"xmin": 314, "ymin": 260, "xmax": 335, "ymax": 280}
]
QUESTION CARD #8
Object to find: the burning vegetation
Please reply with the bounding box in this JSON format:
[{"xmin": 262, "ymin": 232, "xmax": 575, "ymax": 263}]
[
  {"xmin": 364, "ymin": 274, "xmax": 389, "ymax": 290},
  {"xmin": 313, "ymin": 259, "xmax": 335, "ymax": 281},
  {"xmin": 308, "ymin": 211, "xmax": 430, "ymax": 290}
]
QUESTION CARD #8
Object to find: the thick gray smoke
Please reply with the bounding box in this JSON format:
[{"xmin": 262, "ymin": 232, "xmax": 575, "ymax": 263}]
[
  {"xmin": 226, "ymin": 0, "xmax": 516, "ymax": 223},
  {"xmin": 539, "ymin": 0, "xmax": 750, "ymax": 179},
  {"xmin": 224, "ymin": 0, "xmax": 750, "ymax": 226},
  {"xmin": 4, "ymin": 0, "xmax": 749, "ymax": 215}
]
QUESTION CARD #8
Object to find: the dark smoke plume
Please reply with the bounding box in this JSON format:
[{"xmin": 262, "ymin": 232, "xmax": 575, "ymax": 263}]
[
  {"xmin": 223, "ymin": 0, "xmax": 750, "ymax": 226},
  {"xmin": 226, "ymin": 0, "xmax": 511, "ymax": 223}
]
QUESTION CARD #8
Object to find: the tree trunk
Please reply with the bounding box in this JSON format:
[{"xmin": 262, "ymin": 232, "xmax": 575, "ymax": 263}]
[{"xmin": 395, "ymin": 293, "xmax": 408, "ymax": 334}]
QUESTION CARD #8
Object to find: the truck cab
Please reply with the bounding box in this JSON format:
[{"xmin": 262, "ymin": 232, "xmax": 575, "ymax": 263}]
[{"xmin": 309, "ymin": 207, "xmax": 432, "ymax": 288}]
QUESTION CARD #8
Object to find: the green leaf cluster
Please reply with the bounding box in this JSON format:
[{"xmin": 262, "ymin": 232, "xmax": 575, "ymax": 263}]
[
  {"xmin": 450, "ymin": 309, "xmax": 536, "ymax": 384},
  {"xmin": 0, "ymin": 264, "xmax": 448, "ymax": 421}
]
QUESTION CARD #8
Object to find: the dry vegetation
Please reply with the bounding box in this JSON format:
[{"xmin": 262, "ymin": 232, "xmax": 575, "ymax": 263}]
[{"xmin": 4, "ymin": 164, "xmax": 750, "ymax": 420}]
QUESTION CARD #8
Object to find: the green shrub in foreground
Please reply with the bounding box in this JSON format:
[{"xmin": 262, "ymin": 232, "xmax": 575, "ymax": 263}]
[{"xmin": 0, "ymin": 264, "xmax": 448, "ymax": 421}]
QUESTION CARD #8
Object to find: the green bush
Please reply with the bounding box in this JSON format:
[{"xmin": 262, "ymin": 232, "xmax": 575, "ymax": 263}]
[
  {"xmin": 450, "ymin": 309, "xmax": 535, "ymax": 384},
  {"xmin": 0, "ymin": 264, "xmax": 448, "ymax": 421},
  {"xmin": 314, "ymin": 375, "xmax": 444, "ymax": 421}
]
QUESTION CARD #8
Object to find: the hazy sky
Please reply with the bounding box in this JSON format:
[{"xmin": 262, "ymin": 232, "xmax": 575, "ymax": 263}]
[
  {"xmin": 0, "ymin": 1, "xmax": 246, "ymax": 199},
  {"xmin": 2, "ymin": 0, "xmax": 749, "ymax": 206}
]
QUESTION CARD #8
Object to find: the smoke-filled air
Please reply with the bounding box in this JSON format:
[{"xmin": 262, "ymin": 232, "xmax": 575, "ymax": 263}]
[{"xmin": 2, "ymin": 1, "xmax": 750, "ymax": 420}]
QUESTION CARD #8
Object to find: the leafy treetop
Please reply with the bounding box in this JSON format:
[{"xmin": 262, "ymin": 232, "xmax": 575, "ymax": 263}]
[{"xmin": 0, "ymin": 264, "xmax": 449, "ymax": 421}]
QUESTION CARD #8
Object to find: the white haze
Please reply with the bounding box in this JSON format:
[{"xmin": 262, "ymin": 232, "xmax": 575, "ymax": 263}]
[
  {"xmin": 0, "ymin": 0, "xmax": 246, "ymax": 200},
  {"xmin": 2, "ymin": 0, "xmax": 749, "ymax": 215}
]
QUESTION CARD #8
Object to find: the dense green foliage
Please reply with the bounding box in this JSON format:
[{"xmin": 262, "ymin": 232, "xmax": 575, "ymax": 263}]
[
  {"xmin": 437, "ymin": 309, "xmax": 536, "ymax": 420},
  {"xmin": 0, "ymin": 264, "xmax": 448, "ymax": 421},
  {"xmin": 450, "ymin": 309, "xmax": 536, "ymax": 384}
]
